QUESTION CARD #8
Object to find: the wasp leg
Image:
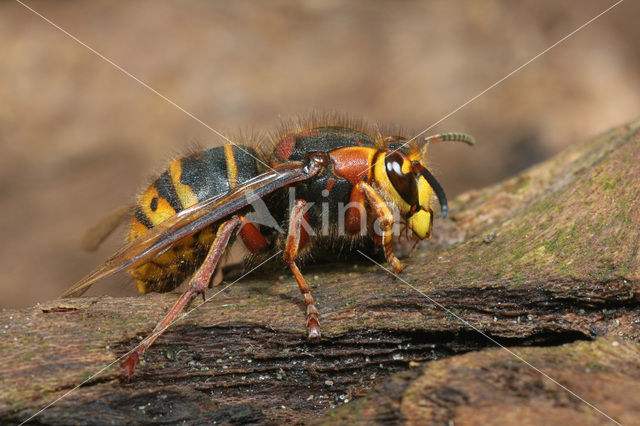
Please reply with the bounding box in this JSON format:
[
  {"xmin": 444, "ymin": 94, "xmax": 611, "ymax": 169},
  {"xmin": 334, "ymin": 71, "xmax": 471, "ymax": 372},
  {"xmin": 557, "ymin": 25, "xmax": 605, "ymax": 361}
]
[
  {"xmin": 122, "ymin": 216, "xmax": 242, "ymax": 378},
  {"xmin": 284, "ymin": 199, "xmax": 321, "ymax": 339},
  {"xmin": 355, "ymin": 181, "xmax": 403, "ymax": 274}
]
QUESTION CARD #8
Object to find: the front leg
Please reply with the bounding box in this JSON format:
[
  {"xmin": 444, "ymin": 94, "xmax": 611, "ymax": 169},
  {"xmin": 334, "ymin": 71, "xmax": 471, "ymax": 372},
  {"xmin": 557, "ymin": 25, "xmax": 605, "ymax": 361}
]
[
  {"xmin": 355, "ymin": 181, "xmax": 403, "ymax": 274},
  {"xmin": 283, "ymin": 199, "xmax": 321, "ymax": 339}
]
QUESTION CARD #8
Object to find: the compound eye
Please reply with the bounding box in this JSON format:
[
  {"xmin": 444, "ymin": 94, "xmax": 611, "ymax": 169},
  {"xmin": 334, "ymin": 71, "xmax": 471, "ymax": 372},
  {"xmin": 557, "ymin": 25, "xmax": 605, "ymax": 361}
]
[{"xmin": 385, "ymin": 151, "xmax": 418, "ymax": 207}]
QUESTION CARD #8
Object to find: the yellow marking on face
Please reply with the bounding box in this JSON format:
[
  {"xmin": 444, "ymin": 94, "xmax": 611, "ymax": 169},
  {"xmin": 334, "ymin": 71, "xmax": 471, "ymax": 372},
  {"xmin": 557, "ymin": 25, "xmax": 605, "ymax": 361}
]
[
  {"xmin": 409, "ymin": 209, "xmax": 432, "ymax": 239},
  {"xmin": 401, "ymin": 158, "xmax": 412, "ymax": 174},
  {"xmin": 417, "ymin": 175, "xmax": 433, "ymax": 210},
  {"xmin": 169, "ymin": 159, "xmax": 198, "ymax": 207},
  {"xmin": 224, "ymin": 145, "xmax": 238, "ymax": 188},
  {"xmin": 139, "ymin": 186, "xmax": 176, "ymax": 226}
]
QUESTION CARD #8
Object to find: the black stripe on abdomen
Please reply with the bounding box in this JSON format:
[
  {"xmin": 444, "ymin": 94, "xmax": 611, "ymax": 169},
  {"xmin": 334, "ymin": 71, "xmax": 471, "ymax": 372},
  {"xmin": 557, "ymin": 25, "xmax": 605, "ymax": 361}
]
[
  {"xmin": 179, "ymin": 147, "xmax": 229, "ymax": 202},
  {"xmin": 134, "ymin": 205, "xmax": 153, "ymax": 229},
  {"xmin": 155, "ymin": 170, "xmax": 183, "ymax": 212},
  {"xmin": 230, "ymin": 145, "xmax": 261, "ymax": 184}
]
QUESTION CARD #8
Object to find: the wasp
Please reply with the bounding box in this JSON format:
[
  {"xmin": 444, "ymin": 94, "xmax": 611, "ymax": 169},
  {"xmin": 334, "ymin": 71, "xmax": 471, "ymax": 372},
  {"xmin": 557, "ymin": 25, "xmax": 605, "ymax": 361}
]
[{"xmin": 62, "ymin": 117, "xmax": 474, "ymax": 377}]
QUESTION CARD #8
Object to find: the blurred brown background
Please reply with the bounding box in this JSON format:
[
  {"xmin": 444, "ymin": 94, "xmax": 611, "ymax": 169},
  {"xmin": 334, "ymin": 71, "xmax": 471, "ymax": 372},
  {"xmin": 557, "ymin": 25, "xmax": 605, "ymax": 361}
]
[{"xmin": 1, "ymin": 0, "xmax": 638, "ymax": 308}]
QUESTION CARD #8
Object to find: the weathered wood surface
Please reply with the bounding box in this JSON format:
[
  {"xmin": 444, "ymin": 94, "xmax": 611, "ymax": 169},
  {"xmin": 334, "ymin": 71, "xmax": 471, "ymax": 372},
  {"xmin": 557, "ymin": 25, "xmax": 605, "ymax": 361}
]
[{"xmin": 1, "ymin": 120, "xmax": 639, "ymax": 425}]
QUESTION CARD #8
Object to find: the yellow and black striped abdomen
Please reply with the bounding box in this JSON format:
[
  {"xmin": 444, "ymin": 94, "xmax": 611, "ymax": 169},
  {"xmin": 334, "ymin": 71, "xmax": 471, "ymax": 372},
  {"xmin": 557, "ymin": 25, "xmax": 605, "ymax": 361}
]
[{"xmin": 128, "ymin": 144, "xmax": 262, "ymax": 294}]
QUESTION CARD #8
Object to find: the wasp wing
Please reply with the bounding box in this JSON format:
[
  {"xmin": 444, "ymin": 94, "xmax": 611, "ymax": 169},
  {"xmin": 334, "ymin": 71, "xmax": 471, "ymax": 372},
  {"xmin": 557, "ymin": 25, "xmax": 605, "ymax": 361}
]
[
  {"xmin": 62, "ymin": 161, "xmax": 311, "ymax": 298},
  {"xmin": 81, "ymin": 204, "xmax": 135, "ymax": 252}
]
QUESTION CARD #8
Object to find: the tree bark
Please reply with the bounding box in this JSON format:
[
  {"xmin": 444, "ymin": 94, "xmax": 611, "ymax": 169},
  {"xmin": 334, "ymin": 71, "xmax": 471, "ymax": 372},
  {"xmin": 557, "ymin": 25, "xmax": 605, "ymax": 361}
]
[{"xmin": 2, "ymin": 120, "xmax": 639, "ymax": 425}]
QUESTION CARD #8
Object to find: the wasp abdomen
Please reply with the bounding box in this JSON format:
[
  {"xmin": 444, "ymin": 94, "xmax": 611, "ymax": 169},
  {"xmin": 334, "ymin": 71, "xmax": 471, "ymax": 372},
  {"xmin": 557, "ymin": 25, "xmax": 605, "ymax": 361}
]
[{"xmin": 128, "ymin": 144, "xmax": 262, "ymax": 294}]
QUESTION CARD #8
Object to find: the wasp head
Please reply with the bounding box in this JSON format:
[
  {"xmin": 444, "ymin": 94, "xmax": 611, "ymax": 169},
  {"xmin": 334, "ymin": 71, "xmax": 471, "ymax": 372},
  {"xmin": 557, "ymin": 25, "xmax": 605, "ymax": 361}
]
[
  {"xmin": 374, "ymin": 133, "xmax": 474, "ymax": 240},
  {"xmin": 373, "ymin": 149, "xmax": 437, "ymax": 240}
]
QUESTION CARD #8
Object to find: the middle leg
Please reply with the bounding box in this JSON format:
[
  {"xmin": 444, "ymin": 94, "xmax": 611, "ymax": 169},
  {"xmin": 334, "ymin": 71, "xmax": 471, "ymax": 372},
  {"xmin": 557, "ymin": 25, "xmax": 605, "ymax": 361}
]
[{"xmin": 283, "ymin": 199, "xmax": 321, "ymax": 339}]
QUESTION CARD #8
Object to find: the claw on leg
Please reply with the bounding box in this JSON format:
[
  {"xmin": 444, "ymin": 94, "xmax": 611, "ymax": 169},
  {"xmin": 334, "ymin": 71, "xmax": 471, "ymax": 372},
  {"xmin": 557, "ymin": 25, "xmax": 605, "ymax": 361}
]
[
  {"xmin": 122, "ymin": 349, "xmax": 141, "ymax": 379},
  {"xmin": 305, "ymin": 295, "xmax": 321, "ymax": 339},
  {"xmin": 390, "ymin": 256, "xmax": 403, "ymax": 274}
]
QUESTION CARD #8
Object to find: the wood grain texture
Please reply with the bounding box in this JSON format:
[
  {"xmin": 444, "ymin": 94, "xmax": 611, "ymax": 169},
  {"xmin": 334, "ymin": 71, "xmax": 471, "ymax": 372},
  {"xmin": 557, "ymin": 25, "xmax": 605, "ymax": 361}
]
[{"xmin": 2, "ymin": 120, "xmax": 639, "ymax": 424}]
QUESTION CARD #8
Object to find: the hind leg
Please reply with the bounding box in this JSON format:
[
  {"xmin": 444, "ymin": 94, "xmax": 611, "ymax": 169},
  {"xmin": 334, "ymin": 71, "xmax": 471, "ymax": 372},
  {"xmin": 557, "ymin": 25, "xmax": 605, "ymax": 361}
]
[{"xmin": 122, "ymin": 216, "xmax": 242, "ymax": 377}]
